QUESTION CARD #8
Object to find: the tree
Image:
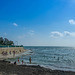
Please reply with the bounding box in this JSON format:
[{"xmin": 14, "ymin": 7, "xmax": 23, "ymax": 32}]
[
  {"xmin": 8, "ymin": 40, "xmax": 14, "ymax": 45},
  {"xmin": 0, "ymin": 37, "xmax": 14, "ymax": 45},
  {"xmin": 0, "ymin": 37, "xmax": 4, "ymax": 45},
  {"xmin": 4, "ymin": 38, "xmax": 9, "ymax": 45}
]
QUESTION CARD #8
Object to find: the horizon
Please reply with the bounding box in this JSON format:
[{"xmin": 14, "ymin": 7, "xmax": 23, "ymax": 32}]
[{"xmin": 0, "ymin": 0, "xmax": 75, "ymax": 46}]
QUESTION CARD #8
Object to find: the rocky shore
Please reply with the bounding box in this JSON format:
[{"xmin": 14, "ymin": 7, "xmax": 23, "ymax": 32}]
[
  {"xmin": 0, "ymin": 47, "xmax": 27, "ymax": 59},
  {"xmin": 0, "ymin": 47, "xmax": 25, "ymax": 54},
  {"xmin": 0, "ymin": 60, "xmax": 75, "ymax": 75}
]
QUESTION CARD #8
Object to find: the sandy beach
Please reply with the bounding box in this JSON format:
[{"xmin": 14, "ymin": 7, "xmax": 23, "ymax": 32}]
[
  {"xmin": 0, "ymin": 60, "xmax": 75, "ymax": 75},
  {"xmin": 0, "ymin": 47, "xmax": 75, "ymax": 75}
]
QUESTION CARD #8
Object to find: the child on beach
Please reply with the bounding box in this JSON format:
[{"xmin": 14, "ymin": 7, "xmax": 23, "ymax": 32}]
[
  {"xmin": 2, "ymin": 51, "xmax": 4, "ymax": 55},
  {"xmin": 22, "ymin": 60, "xmax": 23, "ymax": 64},
  {"xmin": 14, "ymin": 61, "xmax": 17, "ymax": 65},
  {"xmin": 18, "ymin": 58, "xmax": 19, "ymax": 63}
]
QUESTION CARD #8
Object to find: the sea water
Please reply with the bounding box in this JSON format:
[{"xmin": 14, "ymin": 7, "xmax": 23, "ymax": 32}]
[{"xmin": 8, "ymin": 46, "xmax": 75, "ymax": 71}]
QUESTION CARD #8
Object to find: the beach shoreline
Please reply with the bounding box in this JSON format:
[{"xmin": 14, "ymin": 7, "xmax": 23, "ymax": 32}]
[
  {"xmin": 0, "ymin": 60, "xmax": 75, "ymax": 75},
  {"xmin": 0, "ymin": 47, "xmax": 75, "ymax": 75}
]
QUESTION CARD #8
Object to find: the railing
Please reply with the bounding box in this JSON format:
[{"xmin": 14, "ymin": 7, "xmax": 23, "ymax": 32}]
[{"xmin": 0, "ymin": 45, "xmax": 23, "ymax": 48}]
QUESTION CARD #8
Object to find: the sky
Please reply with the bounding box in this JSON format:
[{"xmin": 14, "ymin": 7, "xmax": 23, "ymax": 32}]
[{"xmin": 0, "ymin": 0, "xmax": 75, "ymax": 46}]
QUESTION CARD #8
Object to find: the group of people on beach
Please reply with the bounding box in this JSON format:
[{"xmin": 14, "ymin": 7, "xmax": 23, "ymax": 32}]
[
  {"xmin": 2, "ymin": 50, "xmax": 15, "ymax": 56},
  {"xmin": 2, "ymin": 51, "xmax": 8, "ymax": 55},
  {"xmin": 14, "ymin": 57, "xmax": 32, "ymax": 65}
]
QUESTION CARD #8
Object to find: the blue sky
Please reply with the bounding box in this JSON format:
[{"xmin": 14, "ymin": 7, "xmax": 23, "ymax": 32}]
[{"xmin": 0, "ymin": 0, "xmax": 75, "ymax": 46}]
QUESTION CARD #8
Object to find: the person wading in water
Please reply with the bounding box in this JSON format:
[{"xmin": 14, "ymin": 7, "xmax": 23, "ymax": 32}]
[{"xmin": 29, "ymin": 57, "xmax": 31, "ymax": 64}]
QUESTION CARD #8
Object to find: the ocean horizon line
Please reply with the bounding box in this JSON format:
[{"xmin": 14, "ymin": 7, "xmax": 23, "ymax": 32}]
[{"xmin": 24, "ymin": 46, "xmax": 74, "ymax": 47}]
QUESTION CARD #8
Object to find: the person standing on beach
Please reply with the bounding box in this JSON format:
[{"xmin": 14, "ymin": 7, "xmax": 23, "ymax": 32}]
[
  {"xmin": 57, "ymin": 57, "xmax": 59, "ymax": 61},
  {"xmin": 13, "ymin": 51, "xmax": 15, "ymax": 57},
  {"xmin": 9, "ymin": 51, "xmax": 11, "ymax": 54},
  {"xmin": 29, "ymin": 57, "xmax": 31, "ymax": 64},
  {"xmin": 18, "ymin": 58, "xmax": 19, "ymax": 63},
  {"xmin": 22, "ymin": 60, "xmax": 23, "ymax": 64}
]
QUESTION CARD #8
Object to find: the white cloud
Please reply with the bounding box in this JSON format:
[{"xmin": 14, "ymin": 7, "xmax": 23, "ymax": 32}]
[
  {"xmin": 4, "ymin": 33, "xmax": 7, "ymax": 36},
  {"xmin": 28, "ymin": 30, "xmax": 35, "ymax": 36},
  {"xmin": 69, "ymin": 0, "xmax": 75, "ymax": 3},
  {"xmin": 50, "ymin": 31, "xmax": 75, "ymax": 38},
  {"xmin": 69, "ymin": 19, "xmax": 75, "ymax": 25},
  {"xmin": 18, "ymin": 30, "xmax": 35, "ymax": 39},
  {"xmin": 64, "ymin": 31, "xmax": 75, "ymax": 37},
  {"xmin": 13, "ymin": 23, "xmax": 18, "ymax": 26},
  {"xmin": 18, "ymin": 35, "xmax": 26, "ymax": 39},
  {"xmin": 50, "ymin": 31, "xmax": 63, "ymax": 38}
]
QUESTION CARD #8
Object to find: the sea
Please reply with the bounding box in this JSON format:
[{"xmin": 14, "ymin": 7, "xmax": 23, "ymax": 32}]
[{"xmin": 8, "ymin": 46, "xmax": 75, "ymax": 72}]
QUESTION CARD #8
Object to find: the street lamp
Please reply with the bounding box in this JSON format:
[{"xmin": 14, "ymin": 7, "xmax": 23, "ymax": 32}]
[{"xmin": 16, "ymin": 41, "xmax": 18, "ymax": 46}]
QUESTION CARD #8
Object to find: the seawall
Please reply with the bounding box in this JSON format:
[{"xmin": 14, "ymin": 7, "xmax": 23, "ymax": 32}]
[{"xmin": 0, "ymin": 47, "xmax": 25, "ymax": 54}]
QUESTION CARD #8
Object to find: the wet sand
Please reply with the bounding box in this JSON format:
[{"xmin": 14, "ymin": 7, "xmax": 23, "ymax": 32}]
[{"xmin": 0, "ymin": 60, "xmax": 75, "ymax": 75}]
